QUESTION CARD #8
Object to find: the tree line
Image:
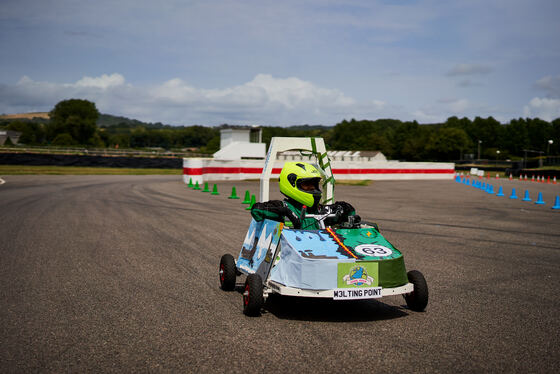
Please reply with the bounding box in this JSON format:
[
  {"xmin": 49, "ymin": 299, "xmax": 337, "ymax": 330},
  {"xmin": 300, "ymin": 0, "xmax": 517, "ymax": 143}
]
[{"xmin": 1, "ymin": 99, "xmax": 559, "ymax": 161}]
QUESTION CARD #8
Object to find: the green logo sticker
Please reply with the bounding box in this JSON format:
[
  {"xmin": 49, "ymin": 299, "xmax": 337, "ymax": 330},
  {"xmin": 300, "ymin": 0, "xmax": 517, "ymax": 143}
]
[{"xmin": 337, "ymin": 262, "xmax": 379, "ymax": 288}]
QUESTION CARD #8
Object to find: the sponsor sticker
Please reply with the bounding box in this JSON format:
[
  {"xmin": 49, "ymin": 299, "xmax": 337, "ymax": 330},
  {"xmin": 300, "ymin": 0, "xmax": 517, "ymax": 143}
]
[{"xmin": 337, "ymin": 262, "xmax": 379, "ymax": 289}]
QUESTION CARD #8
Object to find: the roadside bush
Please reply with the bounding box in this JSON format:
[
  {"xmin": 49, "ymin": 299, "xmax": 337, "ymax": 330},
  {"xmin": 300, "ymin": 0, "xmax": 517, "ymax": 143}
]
[{"xmin": 51, "ymin": 133, "xmax": 77, "ymax": 146}]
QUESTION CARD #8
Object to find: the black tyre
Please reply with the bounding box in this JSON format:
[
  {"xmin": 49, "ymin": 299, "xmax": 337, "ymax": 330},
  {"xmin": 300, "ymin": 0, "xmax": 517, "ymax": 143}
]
[
  {"xmin": 243, "ymin": 274, "xmax": 264, "ymax": 316},
  {"xmin": 219, "ymin": 254, "xmax": 237, "ymax": 291},
  {"xmin": 404, "ymin": 270, "xmax": 429, "ymax": 312}
]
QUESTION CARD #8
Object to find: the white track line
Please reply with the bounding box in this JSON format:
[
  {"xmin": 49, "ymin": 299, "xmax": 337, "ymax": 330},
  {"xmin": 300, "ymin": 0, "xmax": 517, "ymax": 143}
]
[{"xmin": 0, "ymin": 178, "xmax": 5, "ymax": 185}]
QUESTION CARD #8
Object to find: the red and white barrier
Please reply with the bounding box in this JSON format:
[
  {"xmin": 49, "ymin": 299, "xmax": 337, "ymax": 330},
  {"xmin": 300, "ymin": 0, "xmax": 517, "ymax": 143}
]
[{"xmin": 183, "ymin": 158, "xmax": 455, "ymax": 183}]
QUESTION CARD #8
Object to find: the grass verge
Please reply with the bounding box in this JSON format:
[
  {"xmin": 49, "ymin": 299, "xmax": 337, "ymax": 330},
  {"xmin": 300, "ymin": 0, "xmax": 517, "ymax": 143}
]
[
  {"xmin": 524, "ymin": 166, "xmax": 560, "ymax": 171},
  {"xmin": 0, "ymin": 165, "xmax": 181, "ymax": 175},
  {"xmin": 335, "ymin": 179, "xmax": 373, "ymax": 186}
]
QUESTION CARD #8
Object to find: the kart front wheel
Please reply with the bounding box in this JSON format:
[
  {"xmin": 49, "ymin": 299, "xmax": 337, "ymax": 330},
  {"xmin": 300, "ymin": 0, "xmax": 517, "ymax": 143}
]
[
  {"xmin": 243, "ymin": 274, "xmax": 264, "ymax": 316},
  {"xmin": 219, "ymin": 254, "xmax": 237, "ymax": 291},
  {"xmin": 404, "ymin": 270, "xmax": 428, "ymax": 312}
]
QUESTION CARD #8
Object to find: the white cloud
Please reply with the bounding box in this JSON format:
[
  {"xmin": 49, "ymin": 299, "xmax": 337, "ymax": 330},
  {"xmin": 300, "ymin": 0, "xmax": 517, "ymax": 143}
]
[
  {"xmin": 457, "ymin": 79, "xmax": 484, "ymax": 88},
  {"xmin": 0, "ymin": 73, "xmax": 361, "ymax": 125},
  {"xmin": 371, "ymin": 100, "xmax": 386, "ymax": 110},
  {"xmin": 447, "ymin": 99, "xmax": 470, "ymax": 113},
  {"xmin": 75, "ymin": 73, "xmax": 125, "ymax": 89},
  {"xmin": 434, "ymin": 98, "xmax": 471, "ymax": 114},
  {"xmin": 535, "ymin": 75, "xmax": 560, "ymax": 98},
  {"xmin": 412, "ymin": 98, "xmax": 480, "ymax": 123},
  {"xmin": 523, "ymin": 97, "xmax": 560, "ymax": 121},
  {"xmin": 412, "ymin": 110, "xmax": 443, "ymax": 123},
  {"xmin": 446, "ymin": 63, "xmax": 493, "ymax": 76}
]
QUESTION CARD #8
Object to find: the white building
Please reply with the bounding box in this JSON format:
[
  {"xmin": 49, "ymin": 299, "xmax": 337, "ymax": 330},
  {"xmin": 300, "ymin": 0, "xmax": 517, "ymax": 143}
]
[
  {"xmin": 0, "ymin": 130, "xmax": 22, "ymax": 145},
  {"xmin": 213, "ymin": 126, "xmax": 266, "ymax": 160}
]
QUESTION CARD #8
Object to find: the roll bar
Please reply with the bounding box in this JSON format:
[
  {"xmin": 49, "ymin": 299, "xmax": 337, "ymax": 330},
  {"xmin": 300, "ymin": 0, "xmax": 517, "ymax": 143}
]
[{"xmin": 259, "ymin": 137, "xmax": 335, "ymax": 204}]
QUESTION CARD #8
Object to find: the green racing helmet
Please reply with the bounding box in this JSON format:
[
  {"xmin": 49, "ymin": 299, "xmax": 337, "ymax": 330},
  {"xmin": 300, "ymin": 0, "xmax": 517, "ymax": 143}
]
[{"xmin": 279, "ymin": 162, "xmax": 322, "ymax": 208}]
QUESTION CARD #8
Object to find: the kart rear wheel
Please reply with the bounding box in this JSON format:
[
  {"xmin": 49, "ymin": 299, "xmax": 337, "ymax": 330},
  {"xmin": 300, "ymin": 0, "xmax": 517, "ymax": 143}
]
[
  {"xmin": 219, "ymin": 254, "xmax": 237, "ymax": 291},
  {"xmin": 404, "ymin": 270, "xmax": 428, "ymax": 312},
  {"xmin": 243, "ymin": 274, "xmax": 264, "ymax": 316}
]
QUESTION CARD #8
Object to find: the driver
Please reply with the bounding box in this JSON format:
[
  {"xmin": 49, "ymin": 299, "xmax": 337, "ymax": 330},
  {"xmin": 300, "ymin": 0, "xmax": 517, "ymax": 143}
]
[{"xmin": 250, "ymin": 162, "xmax": 358, "ymax": 229}]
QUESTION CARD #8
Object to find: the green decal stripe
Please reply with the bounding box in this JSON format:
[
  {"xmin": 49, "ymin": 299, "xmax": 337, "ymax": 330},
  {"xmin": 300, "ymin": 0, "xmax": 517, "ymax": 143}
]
[{"xmin": 323, "ymin": 176, "xmax": 335, "ymax": 186}]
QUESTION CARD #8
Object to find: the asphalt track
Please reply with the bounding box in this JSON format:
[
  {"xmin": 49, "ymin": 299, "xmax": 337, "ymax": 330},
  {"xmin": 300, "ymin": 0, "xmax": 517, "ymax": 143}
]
[{"xmin": 1, "ymin": 175, "xmax": 559, "ymax": 373}]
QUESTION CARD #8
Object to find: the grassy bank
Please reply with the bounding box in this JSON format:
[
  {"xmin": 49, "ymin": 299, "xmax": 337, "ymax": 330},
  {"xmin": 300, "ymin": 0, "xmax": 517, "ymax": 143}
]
[{"xmin": 0, "ymin": 165, "xmax": 181, "ymax": 175}]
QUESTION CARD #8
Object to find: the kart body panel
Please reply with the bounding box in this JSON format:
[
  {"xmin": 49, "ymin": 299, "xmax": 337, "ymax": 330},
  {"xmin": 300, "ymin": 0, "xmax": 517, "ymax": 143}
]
[{"xmin": 236, "ymin": 219, "xmax": 410, "ymax": 299}]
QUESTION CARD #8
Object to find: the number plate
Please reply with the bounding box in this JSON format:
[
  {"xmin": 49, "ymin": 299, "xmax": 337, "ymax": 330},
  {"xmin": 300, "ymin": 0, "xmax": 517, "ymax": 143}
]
[{"xmin": 333, "ymin": 287, "xmax": 382, "ymax": 300}]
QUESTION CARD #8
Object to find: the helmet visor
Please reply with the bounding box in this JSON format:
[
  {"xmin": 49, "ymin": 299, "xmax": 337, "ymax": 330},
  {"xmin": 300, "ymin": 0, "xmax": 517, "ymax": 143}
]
[{"xmin": 297, "ymin": 177, "xmax": 321, "ymax": 193}]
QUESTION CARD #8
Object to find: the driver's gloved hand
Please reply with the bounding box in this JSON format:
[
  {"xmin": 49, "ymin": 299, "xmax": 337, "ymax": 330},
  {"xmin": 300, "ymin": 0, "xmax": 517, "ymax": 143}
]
[
  {"xmin": 327, "ymin": 201, "xmax": 355, "ymax": 218},
  {"xmin": 323, "ymin": 201, "xmax": 357, "ymax": 227},
  {"xmin": 250, "ymin": 200, "xmax": 301, "ymax": 228},
  {"xmin": 251, "ymin": 200, "xmax": 285, "ymax": 214},
  {"xmin": 317, "ymin": 204, "xmax": 334, "ymax": 215}
]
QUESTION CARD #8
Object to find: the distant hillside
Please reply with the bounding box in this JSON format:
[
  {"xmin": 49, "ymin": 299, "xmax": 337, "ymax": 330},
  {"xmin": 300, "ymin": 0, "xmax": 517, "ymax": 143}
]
[
  {"xmin": 0, "ymin": 113, "xmax": 334, "ymax": 132},
  {"xmin": 0, "ymin": 112, "xmax": 50, "ymax": 120},
  {"xmin": 0, "ymin": 111, "xmax": 160, "ymax": 128},
  {"xmin": 97, "ymin": 114, "xmax": 157, "ymax": 128},
  {"xmin": 288, "ymin": 124, "xmax": 333, "ymax": 131}
]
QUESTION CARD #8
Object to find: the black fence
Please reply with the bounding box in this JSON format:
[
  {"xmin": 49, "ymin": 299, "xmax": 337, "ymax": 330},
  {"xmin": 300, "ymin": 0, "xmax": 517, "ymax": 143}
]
[{"xmin": 0, "ymin": 152, "xmax": 182, "ymax": 169}]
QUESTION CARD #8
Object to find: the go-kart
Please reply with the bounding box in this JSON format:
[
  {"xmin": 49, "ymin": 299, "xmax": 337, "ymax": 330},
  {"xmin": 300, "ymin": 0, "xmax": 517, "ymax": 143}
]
[{"xmin": 218, "ymin": 137, "xmax": 428, "ymax": 316}]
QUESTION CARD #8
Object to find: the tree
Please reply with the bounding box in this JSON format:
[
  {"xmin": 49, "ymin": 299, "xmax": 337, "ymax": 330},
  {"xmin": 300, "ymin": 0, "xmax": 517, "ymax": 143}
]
[
  {"xmin": 327, "ymin": 118, "xmax": 403, "ymax": 155},
  {"xmin": 465, "ymin": 116, "xmax": 502, "ymax": 148},
  {"xmin": 425, "ymin": 127, "xmax": 472, "ymax": 160},
  {"xmin": 200, "ymin": 135, "xmax": 220, "ymax": 153},
  {"xmin": 391, "ymin": 121, "xmax": 419, "ymax": 159},
  {"xmin": 551, "ymin": 118, "xmax": 560, "ymax": 155},
  {"xmin": 502, "ymin": 119, "xmax": 529, "ymax": 156},
  {"xmin": 48, "ymin": 99, "xmax": 100, "ymax": 145},
  {"xmin": 7, "ymin": 120, "xmax": 46, "ymax": 144},
  {"xmin": 51, "ymin": 133, "xmax": 77, "ymax": 146},
  {"xmin": 525, "ymin": 118, "xmax": 552, "ymax": 151}
]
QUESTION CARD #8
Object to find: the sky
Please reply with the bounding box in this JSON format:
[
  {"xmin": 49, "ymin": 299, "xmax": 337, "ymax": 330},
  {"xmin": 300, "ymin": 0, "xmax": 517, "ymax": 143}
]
[{"xmin": 1, "ymin": 0, "xmax": 559, "ymax": 126}]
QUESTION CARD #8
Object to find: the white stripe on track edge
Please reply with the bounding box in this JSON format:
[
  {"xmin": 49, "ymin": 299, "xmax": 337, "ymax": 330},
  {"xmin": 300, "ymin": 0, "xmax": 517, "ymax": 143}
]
[{"xmin": 0, "ymin": 178, "xmax": 5, "ymax": 185}]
